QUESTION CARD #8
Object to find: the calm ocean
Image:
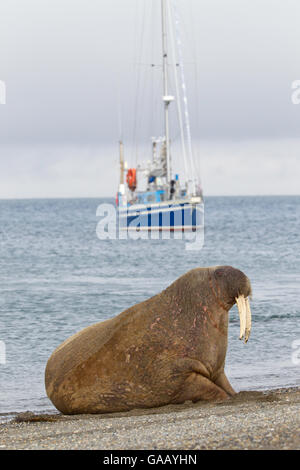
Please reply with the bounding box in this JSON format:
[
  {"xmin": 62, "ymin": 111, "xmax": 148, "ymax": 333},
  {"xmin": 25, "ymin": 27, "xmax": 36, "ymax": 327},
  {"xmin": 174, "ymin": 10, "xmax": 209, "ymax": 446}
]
[{"xmin": 0, "ymin": 196, "xmax": 299, "ymax": 418}]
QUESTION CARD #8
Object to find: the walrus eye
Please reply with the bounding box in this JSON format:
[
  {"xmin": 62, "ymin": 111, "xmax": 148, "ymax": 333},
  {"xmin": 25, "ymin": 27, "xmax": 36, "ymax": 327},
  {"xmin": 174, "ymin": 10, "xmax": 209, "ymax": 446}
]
[{"xmin": 235, "ymin": 295, "xmax": 252, "ymax": 343}]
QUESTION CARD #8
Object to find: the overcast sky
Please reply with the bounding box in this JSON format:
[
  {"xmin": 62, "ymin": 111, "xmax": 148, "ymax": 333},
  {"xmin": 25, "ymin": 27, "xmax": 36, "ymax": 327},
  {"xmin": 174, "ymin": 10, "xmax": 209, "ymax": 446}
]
[{"xmin": 0, "ymin": 0, "xmax": 299, "ymax": 198}]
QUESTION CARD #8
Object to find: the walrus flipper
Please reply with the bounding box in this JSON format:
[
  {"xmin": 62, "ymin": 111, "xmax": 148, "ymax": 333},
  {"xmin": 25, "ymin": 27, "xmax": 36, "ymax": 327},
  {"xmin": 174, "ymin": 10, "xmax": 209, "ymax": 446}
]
[
  {"xmin": 214, "ymin": 372, "xmax": 236, "ymax": 397},
  {"xmin": 173, "ymin": 373, "xmax": 230, "ymax": 404}
]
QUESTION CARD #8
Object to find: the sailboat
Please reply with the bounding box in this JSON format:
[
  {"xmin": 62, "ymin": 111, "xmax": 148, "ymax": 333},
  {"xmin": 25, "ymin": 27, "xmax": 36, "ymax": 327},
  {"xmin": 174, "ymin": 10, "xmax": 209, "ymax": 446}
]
[{"xmin": 116, "ymin": 0, "xmax": 203, "ymax": 233}]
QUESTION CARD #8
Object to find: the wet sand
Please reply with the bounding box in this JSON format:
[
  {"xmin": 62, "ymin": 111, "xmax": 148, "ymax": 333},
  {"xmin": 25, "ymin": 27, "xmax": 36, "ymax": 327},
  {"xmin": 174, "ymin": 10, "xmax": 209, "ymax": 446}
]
[{"xmin": 0, "ymin": 387, "xmax": 299, "ymax": 450}]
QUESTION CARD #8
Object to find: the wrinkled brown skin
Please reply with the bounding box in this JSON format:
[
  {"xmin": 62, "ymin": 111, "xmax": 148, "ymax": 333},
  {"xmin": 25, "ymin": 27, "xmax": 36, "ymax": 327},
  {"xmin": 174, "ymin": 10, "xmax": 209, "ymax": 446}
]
[{"xmin": 45, "ymin": 266, "xmax": 252, "ymax": 414}]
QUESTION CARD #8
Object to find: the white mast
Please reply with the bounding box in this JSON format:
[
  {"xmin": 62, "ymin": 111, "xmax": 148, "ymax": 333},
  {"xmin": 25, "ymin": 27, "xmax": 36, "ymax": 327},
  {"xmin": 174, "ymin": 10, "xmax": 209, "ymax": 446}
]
[
  {"xmin": 161, "ymin": 0, "xmax": 173, "ymax": 190},
  {"xmin": 119, "ymin": 140, "xmax": 124, "ymax": 185},
  {"xmin": 172, "ymin": 0, "xmax": 197, "ymax": 196}
]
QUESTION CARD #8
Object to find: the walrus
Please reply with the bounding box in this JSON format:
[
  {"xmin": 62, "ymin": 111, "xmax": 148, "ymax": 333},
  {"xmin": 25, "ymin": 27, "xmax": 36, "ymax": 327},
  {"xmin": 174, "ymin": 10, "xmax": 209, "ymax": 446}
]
[{"xmin": 45, "ymin": 266, "xmax": 252, "ymax": 414}]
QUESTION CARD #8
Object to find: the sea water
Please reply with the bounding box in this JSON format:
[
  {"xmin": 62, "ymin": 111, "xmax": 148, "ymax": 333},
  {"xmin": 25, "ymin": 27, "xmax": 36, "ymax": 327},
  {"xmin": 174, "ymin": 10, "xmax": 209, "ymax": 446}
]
[{"xmin": 0, "ymin": 196, "xmax": 299, "ymax": 417}]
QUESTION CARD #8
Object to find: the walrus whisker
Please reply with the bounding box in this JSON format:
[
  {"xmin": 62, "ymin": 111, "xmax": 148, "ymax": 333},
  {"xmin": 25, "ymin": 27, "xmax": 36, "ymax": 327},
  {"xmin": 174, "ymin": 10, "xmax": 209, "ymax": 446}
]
[{"xmin": 235, "ymin": 295, "xmax": 247, "ymax": 341}]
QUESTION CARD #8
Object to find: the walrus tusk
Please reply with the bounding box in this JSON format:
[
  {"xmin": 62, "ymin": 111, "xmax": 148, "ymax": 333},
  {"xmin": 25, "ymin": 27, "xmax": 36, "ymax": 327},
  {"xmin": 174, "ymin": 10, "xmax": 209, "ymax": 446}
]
[
  {"xmin": 235, "ymin": 295, "xmax": 252, "ymax": 343},
  {"xmin": 235, "ymin": 295, "xmax": 246, "ymax": 341},
  {"xmin": 244, "ymin": 297, "xmax": 252, "ymax": 343}
]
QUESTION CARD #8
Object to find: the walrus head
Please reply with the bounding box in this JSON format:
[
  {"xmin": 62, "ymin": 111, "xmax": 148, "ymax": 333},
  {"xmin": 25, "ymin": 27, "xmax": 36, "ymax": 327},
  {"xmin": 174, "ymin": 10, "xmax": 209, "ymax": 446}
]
[{"xmin": 213, "ymin": 266, "xmax": 252, "ymax": 343}]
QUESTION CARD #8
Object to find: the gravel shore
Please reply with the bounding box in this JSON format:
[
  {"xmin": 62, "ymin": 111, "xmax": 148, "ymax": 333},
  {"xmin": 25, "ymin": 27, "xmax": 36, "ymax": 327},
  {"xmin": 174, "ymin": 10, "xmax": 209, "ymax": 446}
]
[{"xmin": 0, "ymin": 387, "xmax": 299, "ymax": 450}]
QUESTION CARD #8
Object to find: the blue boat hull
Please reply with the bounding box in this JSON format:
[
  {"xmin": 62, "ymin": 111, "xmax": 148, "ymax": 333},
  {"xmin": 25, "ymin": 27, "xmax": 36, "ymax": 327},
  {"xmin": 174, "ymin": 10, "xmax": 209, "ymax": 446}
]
[{"xmin": 118, "ymin": 201, "xmax": 204, "ymax": 231}]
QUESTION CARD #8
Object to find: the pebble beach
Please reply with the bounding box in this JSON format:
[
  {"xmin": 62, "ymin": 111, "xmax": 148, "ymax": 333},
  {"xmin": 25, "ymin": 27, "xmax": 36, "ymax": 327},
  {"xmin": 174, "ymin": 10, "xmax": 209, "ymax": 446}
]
[{"xmin": 1, "ymin": 387, "xmax": 299, "ymax": 450}]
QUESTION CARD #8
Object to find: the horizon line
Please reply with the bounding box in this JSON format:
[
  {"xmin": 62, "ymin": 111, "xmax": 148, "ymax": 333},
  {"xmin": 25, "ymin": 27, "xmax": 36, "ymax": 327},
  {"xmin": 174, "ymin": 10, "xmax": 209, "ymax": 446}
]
[{"xmin": 0, "ymin": 194, "xmax": 299, "ymax": 201}]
